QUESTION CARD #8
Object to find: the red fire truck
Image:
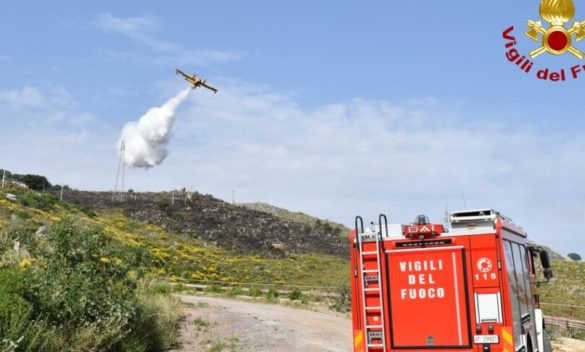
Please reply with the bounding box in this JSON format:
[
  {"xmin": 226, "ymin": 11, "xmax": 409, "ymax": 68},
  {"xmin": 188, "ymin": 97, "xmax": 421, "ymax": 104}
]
[{"xmin": 350, "ymin": 209, "xmax": 553, "ymax": 352}]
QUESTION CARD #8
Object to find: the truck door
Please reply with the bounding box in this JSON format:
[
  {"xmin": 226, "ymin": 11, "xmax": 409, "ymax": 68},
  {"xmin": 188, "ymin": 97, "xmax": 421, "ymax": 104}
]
[{"xmin": 386, "ymin": 246, "xmax": 472, "ymax": 349}]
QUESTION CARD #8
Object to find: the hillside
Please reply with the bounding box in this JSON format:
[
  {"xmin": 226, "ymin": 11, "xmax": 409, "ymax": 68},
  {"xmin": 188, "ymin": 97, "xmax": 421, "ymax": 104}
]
[
  {"xmin": 539, "ymin": 260, "xmax": 585, "ymax": 319},
  {"xmin": 57, "ymin": 190, "xmax": 349, "ymax": 259},
  {"xmin": 0, "ymin": 183, "xmax": 348, "ymax": 288},
  {"xmin": 238, "ymin": 202, "xmax": 351, "ymax": 236}
]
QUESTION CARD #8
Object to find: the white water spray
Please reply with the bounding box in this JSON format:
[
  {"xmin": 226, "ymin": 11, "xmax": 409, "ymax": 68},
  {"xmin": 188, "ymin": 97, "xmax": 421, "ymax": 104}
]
[{"xmin": 118, "ymin": 88, "xmax": 191, "ymax": 168}]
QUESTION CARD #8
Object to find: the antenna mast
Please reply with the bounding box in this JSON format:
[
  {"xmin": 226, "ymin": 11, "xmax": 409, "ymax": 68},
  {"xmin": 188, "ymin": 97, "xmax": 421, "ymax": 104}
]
[{"xmin": 113, "ymin": 140, "xmax": 126, "ymax": 201}]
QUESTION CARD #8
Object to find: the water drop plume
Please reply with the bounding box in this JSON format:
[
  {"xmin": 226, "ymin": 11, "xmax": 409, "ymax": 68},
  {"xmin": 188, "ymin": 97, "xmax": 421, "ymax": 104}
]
[{"xmin": 118, "ymin": 88, "xmax": 191, "ymax": 168}]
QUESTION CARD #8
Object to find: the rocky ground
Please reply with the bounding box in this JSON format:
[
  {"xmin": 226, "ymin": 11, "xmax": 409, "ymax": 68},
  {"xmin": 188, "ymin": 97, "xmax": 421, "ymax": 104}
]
[{"xmin": 60, "ymin": 190, "xmax": 349, "ymax": 258}]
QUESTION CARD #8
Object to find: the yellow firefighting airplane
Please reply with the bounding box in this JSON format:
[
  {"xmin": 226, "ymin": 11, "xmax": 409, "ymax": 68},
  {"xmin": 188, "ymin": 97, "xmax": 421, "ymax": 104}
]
[{"xmin": 176, "ymin": 68, "xmax": 218, "ymax": 94}]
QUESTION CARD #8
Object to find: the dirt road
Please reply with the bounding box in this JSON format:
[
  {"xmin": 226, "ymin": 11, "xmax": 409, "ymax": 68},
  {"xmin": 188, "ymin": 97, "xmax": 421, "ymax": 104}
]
[
  {"xmin": 552, "ymin": 337, "xmax": 585, "ymax": 352},
  {"xmin": 172, "ymin": 295, "xmax": 352, "ymax": 352},
  {"xmin": 172, "ymin": 294, "xmax": 585, "ymax": 352}
]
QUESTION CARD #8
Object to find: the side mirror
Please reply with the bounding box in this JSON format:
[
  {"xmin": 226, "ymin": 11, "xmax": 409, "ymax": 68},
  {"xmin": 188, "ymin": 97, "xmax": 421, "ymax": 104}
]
[
  {"xmin": 538, "ymin": 249, "xmax": 553, "ymax": 284},
  {"xmin": 543, "ymin": 268, "xmax": 553, "ymax": 281},
  {"xmin": 540, "ymin": 250, "xmax": 551, "ymax": 270},
  {"xmin": 529, "ymin": 246, "xmax": 554, "ymax": 285}
]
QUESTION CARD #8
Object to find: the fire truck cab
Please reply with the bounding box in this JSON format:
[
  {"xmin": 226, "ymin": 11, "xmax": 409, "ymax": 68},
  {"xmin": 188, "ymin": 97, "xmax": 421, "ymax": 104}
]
[{"xmin": 350, "ymin": 209, "xmax": 553, "ymax": 352}]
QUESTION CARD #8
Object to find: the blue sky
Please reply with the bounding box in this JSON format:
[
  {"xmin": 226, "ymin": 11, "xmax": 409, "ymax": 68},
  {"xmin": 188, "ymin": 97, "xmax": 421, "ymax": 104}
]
[{"xmin": 1, "ymin": 1, "xmax": 584, "ymax": 257}]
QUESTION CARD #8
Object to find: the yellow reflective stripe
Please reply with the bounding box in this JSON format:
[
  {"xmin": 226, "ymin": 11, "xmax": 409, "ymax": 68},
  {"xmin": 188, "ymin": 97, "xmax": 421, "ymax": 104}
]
[
  {"xmin": 354, "ymin": 330, "xmax": 364, "ymax": 347},
  {"xmin": 502, "ymin": 327, "xmax": 513, "ymax": 345},
  {"xmin": 502, "ymin": 326, "xmax": 514, "ymax": 352}
]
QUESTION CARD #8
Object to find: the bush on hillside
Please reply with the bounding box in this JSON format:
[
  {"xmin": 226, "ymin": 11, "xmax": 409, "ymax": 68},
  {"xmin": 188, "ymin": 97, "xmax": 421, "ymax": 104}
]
[
  {"xmin": 12, "ymin": 174, "xmax": 51, "ymax": 191},
  {"xmin": 568, "ymin": 253, "xmax": 582, "ymax": 261},
  {"xmin": 0, "ymin": 221, "xmax": 180, "ymax": 352},
  {"xmin": 26, "ymin": 222, "xmax": 138, "ymax": 326},
  {"xmin": 80, "ymin": 206, "xmax": 97, "ymax": 218},
  {"xmin": 314, "ymin": 219, "xmax": 342, "ymax": 236},
  {"xmin": 0, "ymin": 269, "xmax": 61, "ymax": 351},
  {"xmin": 17, "ymin": 191, "xmax": 58, "ymax": 210}
]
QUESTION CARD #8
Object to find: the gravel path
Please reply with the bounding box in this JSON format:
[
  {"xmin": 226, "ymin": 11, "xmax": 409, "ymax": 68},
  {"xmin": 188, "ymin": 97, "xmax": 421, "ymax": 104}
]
[
  {"xmin": 552, "ymin": 337, "xmax": 585, "ymax": 351},
  {"xmin": 171, "ymin": 294, "xmax": 585, "ymax": 352},
  {"xmin": 171, "ymin": 295, "xmax": 352, "ymax": 352}
]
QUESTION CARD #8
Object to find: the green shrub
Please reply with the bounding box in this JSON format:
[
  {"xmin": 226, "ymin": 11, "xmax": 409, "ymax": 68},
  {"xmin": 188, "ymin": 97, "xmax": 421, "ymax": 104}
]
[
  {"xmin": 17, "ymin": 192, "xmax": 58, "ymax": 210},
  {"xmin": 25, "ymin": 222, "xmax": 137, "ymax": 326},
  {"xmin": 265, "ymin": 288, "xmax": 279, "ymax": 299},
  {"xmin": 16, "ymin": 210, "xmax": 30, "ymax": 220},
  {"xmin": 116, "ymin": 281, "xmax": 181, "ymax": 351},
  {"xmin": 0, "ymin": 232, "xmax": 14, "ymax": 256},
  {"xmin": 206, "ymin": 284, "xmax": 224, "ymax": 293},
  {"xmin": 0, "ymin": 221, "xmax": 181, "ymax": 352},
  {"xmin": 0, "ymin": 269, "xmax": 60, "ymax": 351},
  {"xmin": 0, "ymin": 268, "xmax": 31, "ymax": 319},
  {"xmin": 158, "ymin": 198, "xmax": 171, "ymax": 211},
  {"xmin": 248, "ymin": 288, "xmax": 263, "ymax": 297},
  {"xmin": 147, "ymin": 279, "xmax": 174, "ymax": 295},
  {"xmin": 80, "ymin": 206, "xmax": 96, "ymax": 218},
  {"xmin": 330, "ymin": 284, "xmax": 351, "ymax": 312},
  {"xmin": 13, "ymin": 174, "xmax": 51, "ymax": 191},
  {"xmin": 226, "ymin": 287, "xmax": 245, "ymax": 297},
  {"xmin": 287, "ymin": 288, "xmax": 303, "ymax": 301}
]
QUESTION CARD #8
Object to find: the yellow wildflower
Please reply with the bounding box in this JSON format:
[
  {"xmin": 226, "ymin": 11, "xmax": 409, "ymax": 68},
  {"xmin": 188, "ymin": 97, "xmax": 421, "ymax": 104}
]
[{"xmin": 19, "ymin": 258, "xmax": 33, "ymax": 269}]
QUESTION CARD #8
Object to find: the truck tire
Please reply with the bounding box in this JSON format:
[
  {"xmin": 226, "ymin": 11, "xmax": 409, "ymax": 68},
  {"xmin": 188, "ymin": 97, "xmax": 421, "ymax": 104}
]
[{"xmin": 542, "ymin": 331, "xmax": 553, "ymax": 352}]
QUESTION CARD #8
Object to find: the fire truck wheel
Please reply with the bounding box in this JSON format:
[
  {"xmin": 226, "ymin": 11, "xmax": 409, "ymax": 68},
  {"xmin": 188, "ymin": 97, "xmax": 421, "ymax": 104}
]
[{"xmin": 542, "ymin": 331, "xmax": 553, "ymax": 352}]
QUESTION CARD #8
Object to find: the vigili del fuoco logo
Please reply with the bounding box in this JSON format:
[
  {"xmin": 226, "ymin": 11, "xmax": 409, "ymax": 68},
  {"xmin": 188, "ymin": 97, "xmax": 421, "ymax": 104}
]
[{"xmin": 503, "ymin": 0, "xmax": 585, "ymax": 81}]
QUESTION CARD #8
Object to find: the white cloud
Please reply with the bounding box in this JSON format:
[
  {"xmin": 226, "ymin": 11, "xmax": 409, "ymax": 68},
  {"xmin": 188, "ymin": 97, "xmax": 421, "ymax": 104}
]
[
  {"xmin": 0, "ymin": 86, "xmax": 47, "ymax": 110},
  {"xmin": 0, "ymin": 86, "xmax": 95, "ymax": 128},
  {"xmin": 96, "ymin": 13, "xmax": 159, "ymax": 40},
  {"xmin": 96, "ymin": 13, "xmax": 241, "ymax": 66},
  {"xmin": 0, "ymin": 86, "xmax": 77, "ymax": 112}
]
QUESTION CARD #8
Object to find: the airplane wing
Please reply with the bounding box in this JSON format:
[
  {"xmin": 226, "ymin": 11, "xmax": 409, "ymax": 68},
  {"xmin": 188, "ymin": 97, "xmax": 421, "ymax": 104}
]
[
  {"xmin": 176, "ymin": 68, "xmax": 188, "ymax": 77},
  {"xmin": 201, "ymin": 82, "xmax": 218, "ymax": 94}
]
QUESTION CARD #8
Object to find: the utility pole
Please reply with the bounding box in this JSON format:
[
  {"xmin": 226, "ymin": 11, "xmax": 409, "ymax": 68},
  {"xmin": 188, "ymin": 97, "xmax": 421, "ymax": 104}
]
[
  {"xmin": 444, "ymin": 205, "xmax": 449, "ymax": 228},
  {"xmin": 60, "ymin": 185, "xmax": 64, "ymax": 201},
  {"xmin": 1, "ymin": 169, "xmax": 5, "ymax": 189},
  {"xmin": 232, "ymin": 190, "xmax": 235, "ymax": 204}
]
